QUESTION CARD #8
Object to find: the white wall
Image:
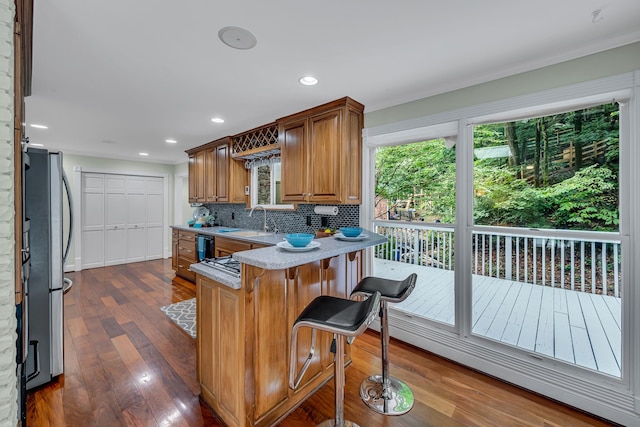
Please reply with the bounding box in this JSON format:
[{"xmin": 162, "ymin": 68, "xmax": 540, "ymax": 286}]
[
  {"xmin": 0, "ymin": 1, "xmax": 17, "ymax": 425},
  {"xmin": 173, "ymin": 161, "xmax": 192, "ymax": 225}
]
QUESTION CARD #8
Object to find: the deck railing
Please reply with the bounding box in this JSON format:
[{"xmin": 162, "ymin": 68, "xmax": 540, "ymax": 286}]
[{"xmin": 372, "ymin": 220, "xmax": 622, "ymax": 298}]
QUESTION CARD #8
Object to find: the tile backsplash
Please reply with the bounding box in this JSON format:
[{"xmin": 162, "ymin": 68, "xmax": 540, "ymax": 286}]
[{"xmin": 199, "ymin": 204, "xmax": 360, "ymax": 234}]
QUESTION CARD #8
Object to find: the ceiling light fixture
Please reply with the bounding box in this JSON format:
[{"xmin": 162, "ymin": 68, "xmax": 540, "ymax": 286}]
[
  {"xmin": 299, "ymin": 76, "xmax": 318, "ymax": 86},
  {"xmin": 139, "ymin": 152, "xmax": 149, "ymax": 156},
  {"xmin": 30, "ymin": 124, "xmax": 48, "ymax": 129},
  {"xmin": 30, "ymin": 143, "xmax": 44, "ymax": 147},
  {"xmin": 165, "ymin": 139, "xmax": 178, "ymax": 144},
  {"xmin": 211, "ymin": 117, "xmax": 225, "ymax": 124},
  {"xmin": 218, "ymin": 26, "xmax": 257, "ymax": 50}
]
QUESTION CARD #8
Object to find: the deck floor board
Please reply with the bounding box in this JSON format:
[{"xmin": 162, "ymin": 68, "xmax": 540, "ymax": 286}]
[{"xmin": 373, "ymin": 258, "xmax": 622, "ymax": 377}]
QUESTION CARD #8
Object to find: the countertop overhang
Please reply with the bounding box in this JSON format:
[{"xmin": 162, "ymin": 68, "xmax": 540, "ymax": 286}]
[{"xmin": 233, "ymin": 233, "xmax": 386, "ymax": 270}]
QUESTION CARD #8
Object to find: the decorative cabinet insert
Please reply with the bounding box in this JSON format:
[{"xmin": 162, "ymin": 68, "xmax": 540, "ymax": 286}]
[
  {"xmin": 278, "ymin": 97, "xmax": 364, "ymax": 204},
  {"xmin": 186, "ymin": 137, "xmax": 247, "ymax": 204}
]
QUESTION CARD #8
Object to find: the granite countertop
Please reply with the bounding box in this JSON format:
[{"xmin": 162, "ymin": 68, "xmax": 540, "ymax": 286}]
[
  {"xmin": 176, "ymin": 223, "xmax": 387, "ymax": 287},
  {"xmin": 171, "ymin": 224, "xmax": 285, "ymax": 246},
  {"xmin": 233, "ymin": 232, "xmax": 387, "ymax": 270},
  {"xmin": 189, "ymin": 263, "xmax": 242, "ymax": 290}
]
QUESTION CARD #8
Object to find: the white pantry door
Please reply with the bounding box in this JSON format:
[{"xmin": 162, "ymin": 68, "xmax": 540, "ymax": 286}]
[
  {"xmin": 145, "ymin": 177, "xmax": 164, "ymax": 260},
  {"xmin": 104, "ymin": 175, "xmax": 127, "ymax": 266},
  {"xmin": 80, "ymin": 173, "xmax": 105, "ymax": 269},
  {"xmin": 80, "ymin": 172, "xmax": 165, "ymax": 269},
  {"xmin": 125, "ymin": 176, "xmax": 147, "ymax": 263}
]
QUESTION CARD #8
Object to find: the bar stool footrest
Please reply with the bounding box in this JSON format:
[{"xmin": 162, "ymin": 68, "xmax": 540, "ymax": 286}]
[{"xmin": 359, "ymin": 374, "xmax": 414, "ymax": 415}]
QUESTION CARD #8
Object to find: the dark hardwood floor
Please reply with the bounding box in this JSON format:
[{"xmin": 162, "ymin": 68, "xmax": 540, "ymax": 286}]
[{"xmin": 27, "ymin": 259, "xmax": 616, "ymax": 426}]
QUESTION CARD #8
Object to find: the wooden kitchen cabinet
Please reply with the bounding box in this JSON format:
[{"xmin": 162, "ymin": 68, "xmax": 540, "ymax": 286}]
[
  {"xmin": 197, "ymin": 275, "xmax": 244, "ymax": 427},
  {"xmin": 278, "ymin": 97, "xmax": 364, "ymax": 204},
  {"xmin": 171, "ymin": 230, "xmax": 179, "ymax": 271},
  {"xmin": 206, "ymin": 143, "xmax": 229, "ymax": 202},
  {"xmin": 188, "ymin": 150, "xmax": 206, "ymax": 203},
  {"xmin": 173, "ymin": 228, "xmax": 197, "ymax": 282},
  {"xmin": 215, "ymin": 236, "xmax": 266, "ymax": 257},
  {"xmin": 187, "ymin": 137, "xmax": 247, "ymax": 204}
]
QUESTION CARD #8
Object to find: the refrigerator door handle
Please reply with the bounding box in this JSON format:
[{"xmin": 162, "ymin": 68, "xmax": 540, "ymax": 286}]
[
  {"xmin": 26, "ymin": 340, "xmax": 40, "ymax": 383},
  {"xmin": 62, "ymin": 170, "xmax": 73, "ymax": 265}
]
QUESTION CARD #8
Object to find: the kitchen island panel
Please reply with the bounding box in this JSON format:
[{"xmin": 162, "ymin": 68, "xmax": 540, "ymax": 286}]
[{"xmin": 197, "ymin": 251, "xmax": 363, "ymax": 427}]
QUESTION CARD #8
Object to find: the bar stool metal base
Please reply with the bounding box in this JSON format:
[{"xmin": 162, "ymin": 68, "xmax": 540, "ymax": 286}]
[
  {"xmin": 359, "ymin": 374, "xmax": 415, "ymax": 415},
  {"xmin": 317, "ymin": 420, "xmax": 360, "ymax": 427}
]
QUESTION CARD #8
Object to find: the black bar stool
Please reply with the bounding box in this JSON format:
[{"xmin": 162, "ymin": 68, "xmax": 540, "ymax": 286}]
[
  {"xmin": 289, "ymin": 291, "xmax": 381, "ymax": 427},
  {"xmin": 350, "ymin": 273, "xmax": 417, "ymax": 416}
]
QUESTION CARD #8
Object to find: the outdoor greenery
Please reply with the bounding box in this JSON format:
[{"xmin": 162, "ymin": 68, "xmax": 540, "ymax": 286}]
[{"xmin": 375, "ymin": 103, "xmax": 620, "ymax": 231}]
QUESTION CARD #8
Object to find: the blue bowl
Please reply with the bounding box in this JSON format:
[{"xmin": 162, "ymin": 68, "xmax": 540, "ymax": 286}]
[
  {"xmin": 285, "ymin": 233, "xmax": 315, "ymax": 247},
  {"xmin": 340, "ymin": 227, "xmax": 362, "ymax": 237}
]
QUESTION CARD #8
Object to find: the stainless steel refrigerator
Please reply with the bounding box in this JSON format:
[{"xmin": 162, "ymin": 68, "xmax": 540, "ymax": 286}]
[{"xmin": 24, "ymin": 147, "xmax": 73, "ymax": 390}]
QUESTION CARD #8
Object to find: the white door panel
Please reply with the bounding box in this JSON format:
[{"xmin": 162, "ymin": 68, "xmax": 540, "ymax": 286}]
[
  {"xmin": 127, "ymin": 194, "xmax": 146, "ymax": 225},
  {"xmin": 105, "ymin": 193, "xmax": 126, "ymax": 227},
  {"xmin": 82, "ymin": 192, "xmax": 104, "ymax": 229},
  {"xmin": 82, "ymin": 173, "xmax": 104, "ymax": 191},
  {"xmin": 81, "ymin": 229, "xmax": 104, "ymax": 268},
  {"xmin": 146, "ymin": 194, "xmax": 163, "ymax": 226},
  {"xmin": 127, "ymin": 176, "xmax": 146, "ymax": 193},
  {"xmin": 146, "ymin": 177, "xmax": 163, "ymax": 194},
  {"xmin": 146, "ymin": 226, "xmax": 163, "ymax": 259},
  {"xmin": 106, "ymin": 175, "xmax": 126, "ymax": 191},
  {"xmin": 127, "ymin": 227, "xmax": 146, "ymax": 262},
  {"xmin": 105, "ymin": 228, "xmax": 126, "ymax": 265}
]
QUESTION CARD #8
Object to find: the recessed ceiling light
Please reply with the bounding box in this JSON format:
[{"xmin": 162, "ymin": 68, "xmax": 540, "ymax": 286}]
[
  {"xmin": 30, "ymin": 124, "xmax": 48, "ymax": 129},
  {"xmin": 139, "ymin": 152, "xmax": 149, "ymax": 156},
  {"xmin": 218, "ymin": 26, "xmax": 257, "ymax": 50},
  {"xmin": 30, "ymin": 143, "xmax": 44, "ymax": 147},
  {"xmin": 211, "ymin": 117, "xmax": 225, "ymax": 124},
  {"xmin": 299, "ymin": 76, "xmax": 318, "ymax": 86},
  {"xmin": 165, "ymin": 139, "xmax": 178, "ymax": 144}
]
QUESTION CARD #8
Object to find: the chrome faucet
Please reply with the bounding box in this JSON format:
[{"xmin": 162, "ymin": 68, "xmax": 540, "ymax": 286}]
[{"xmin": 249, "ymin": 205, "xmax": 268, "ymax": 232}]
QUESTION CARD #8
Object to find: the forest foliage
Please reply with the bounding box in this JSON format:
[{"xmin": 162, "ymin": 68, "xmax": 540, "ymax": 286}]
[{"xmin": 375, "ymin": 103, "xmax": 620, "ymax": 231}]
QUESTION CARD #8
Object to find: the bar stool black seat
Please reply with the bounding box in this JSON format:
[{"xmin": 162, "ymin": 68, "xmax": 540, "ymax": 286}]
[
  {"xmin": 351, "ymin": 273, "xmax": 417, "ymax": 416},
  {"xmin": 289, "ymin": 291, "xmax": 382, "ymax": 427}
]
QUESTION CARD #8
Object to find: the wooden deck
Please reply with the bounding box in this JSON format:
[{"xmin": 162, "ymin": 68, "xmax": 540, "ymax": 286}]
[{"xmin": 372, "ymin": 258, "xmax": 622, "ymax": 377}]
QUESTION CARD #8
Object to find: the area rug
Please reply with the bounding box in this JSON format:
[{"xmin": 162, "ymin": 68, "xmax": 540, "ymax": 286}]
[{"xmin": 160, "ymin": 298, "xmax": 196, "ymax": 338}]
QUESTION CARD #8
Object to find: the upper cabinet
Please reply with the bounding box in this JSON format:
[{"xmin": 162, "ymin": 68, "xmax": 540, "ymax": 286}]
[
  {"xmin": 278, "ymin": 97, "xmax": 364, "ymax": 204},
  {"xmin": 186, "ymin": 138, "xmax": 247, "ymax": 204},
  {"xmin": 185, "ymin": 97, "xmax": 364, "ymax": 206}
]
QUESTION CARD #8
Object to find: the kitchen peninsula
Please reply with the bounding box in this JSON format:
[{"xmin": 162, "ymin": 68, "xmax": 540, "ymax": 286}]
[{"xmin": 189, "ymin": 231, "xmax": 386, "ymax": 427}]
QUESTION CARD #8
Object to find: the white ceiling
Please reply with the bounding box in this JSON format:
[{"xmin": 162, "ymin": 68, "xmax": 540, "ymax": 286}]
[{"xmin": 24, "ymin": 0, "xmax": 640, "ymax": 165}]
